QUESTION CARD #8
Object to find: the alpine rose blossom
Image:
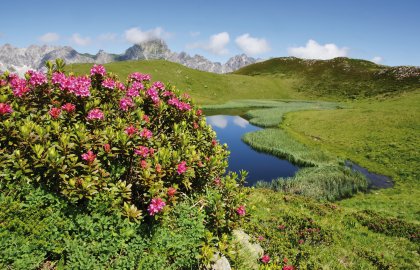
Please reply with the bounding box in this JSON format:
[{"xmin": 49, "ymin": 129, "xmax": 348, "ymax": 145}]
[
  {"xmin": 101, "ymin": 77, "xmax": 115, "ymax": 89},
  {"xmin": 177, "ymin": 161, "xmax": 187, "ymax": 174},
  {"xmin": 61, "ymin": 103, "xmax": 76, "ymax": 113},
  {"xmin": 140, "ymin": 128, "xmax": 152, "ymax": 139},
  {"xmin": 125, "ymin": 125, "xmax": 138, "ymax": 137},
  {"xmin": 134, "ymin": 146, "xmax": 149, "ymax": 157},
  {"xmin": 283, "ymin": 266, "xmax": 295, "ymax": 270},
  {"xmin": 119, "ymin": 97, "xmax": 134, "ymax": 111},
  {"xmin": 90, "ymin": 64, "xmax": 106, "ymax": 76},
  {"xmin": 261, "ymin": 254, "xmax": 270, "ymax": 264},
  {"xmin": 27, "ymin": 70, "xmax": 47, "ymax": 86},
  {"xmin": 87, "ymin": 108, "xmax": 104, "ymax": 120},
  {"xmin": 152, "ymin": 81, "xmax": 165, "ymax": 90},
  {"xmin": 236, "ymin": 205, "xmax": 246, "ymax": 216},
  {"xmin": 49, "ymin": 108, "xmax": 61, "ymax": 119},
  {"xmin": 148, "ymin": 198, "xmax": 166, "ymax": 216},
  {"xmin": 0, "ymin": 103, "xmax": 13, "ymax": 115},
  {"xmin": 81, "ymin": 150, "xmax": 96, "ymax": 164},
  {"xmin": 167, "ymin": 187, "xmax": 177, "ymax": 197},
  {"xmin": 103, "ymin": 143, "xmax": 111, "ymax": 153}
]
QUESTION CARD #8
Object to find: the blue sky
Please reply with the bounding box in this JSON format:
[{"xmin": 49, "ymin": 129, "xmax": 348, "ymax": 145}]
[{"xmin": 1, "ymin": 0, "xmax": 419, "ymax": 66}]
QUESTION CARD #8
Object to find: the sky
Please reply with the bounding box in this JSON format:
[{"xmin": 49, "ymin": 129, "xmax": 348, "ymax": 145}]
[{"xmin": 1, "ymin": 0, "xmax": 419, "ymax": 66}]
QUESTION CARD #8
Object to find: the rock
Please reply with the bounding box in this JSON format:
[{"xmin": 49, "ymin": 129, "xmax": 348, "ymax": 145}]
[
  {"xmin": 232, "ymin": 229, "xmax": 263, "ymax": 270},
  {"xmin": 0, "ymin": 39, "xmax": 257, "ymax": 74},
  {"xmin": 211, "ymin": 254, "xmax": 231, "ymax": 270}
]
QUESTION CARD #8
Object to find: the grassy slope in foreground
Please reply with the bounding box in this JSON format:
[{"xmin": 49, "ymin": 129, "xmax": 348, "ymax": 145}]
[
  {"xmin": 68, "ymin": 60, "xmax": 304, "ymax": 104},
  {"xmin": 283, "ymin": 90, "xmax": 420, "ymax": 222},
  {"xmin": 234, "ymin": 57, "xmax": 420, "ymax": 98}
]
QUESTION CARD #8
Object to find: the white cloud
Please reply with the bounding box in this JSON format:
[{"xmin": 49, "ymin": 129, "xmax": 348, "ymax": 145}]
[
  {"xmin": 371, "ymin": 56, "xmax": 383, "ymax": 64},
  {"xmin": 98, "ymin": 33, "xmax": 118, "ymax": 42},
  {"xmin": 233, "ymin": 116, "xmax": 249, "ymax": 128},
  {"xmin": 235, "ymin": 34, "xmax": 271, "ymax": 55},
  {"xmin": 38, "ymin": 32, "xmax": 60, "ymax": 43},
  {"xmin": 71, "ymin": 33, "xmax": 92, "ymax": 46},
  {"xmin": 288, "ymin": 39, "xmax": 348, "ymax": 59},
  {"xmin": 187, "ymin": 32, "xmax": 230, "ymax": 55},
  {"xmin": 124, "ymin": 27, "xmax": 170, "ymax": 44},
  {"xmin": 207, "ymin": 115, "xmax": 228, "ymax": 129}
]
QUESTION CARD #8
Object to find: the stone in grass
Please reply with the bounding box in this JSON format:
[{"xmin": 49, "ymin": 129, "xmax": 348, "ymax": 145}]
[
  {"xmin": 232, "ymin": 229, "xmax": 264, "ymax": 270},
  {"xmin": 211, "ymin": 254, "xmax": 231, "ymax": 270}
]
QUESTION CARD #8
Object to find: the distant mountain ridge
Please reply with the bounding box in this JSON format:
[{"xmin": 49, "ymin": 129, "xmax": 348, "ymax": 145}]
[{"xmin": 0, "ymin": 39, "xmax": 258, "ymax": 75}]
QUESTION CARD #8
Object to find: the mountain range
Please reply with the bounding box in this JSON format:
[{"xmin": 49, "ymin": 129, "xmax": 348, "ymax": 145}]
[{"xmin": 0, "ymin": 39, "xmax": 258, "ymax": 75}]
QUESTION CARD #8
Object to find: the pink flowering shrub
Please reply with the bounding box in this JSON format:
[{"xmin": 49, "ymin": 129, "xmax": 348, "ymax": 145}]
[{"xmin": 0, "ymin": 59, "xmax": 245, "ymax": 231}]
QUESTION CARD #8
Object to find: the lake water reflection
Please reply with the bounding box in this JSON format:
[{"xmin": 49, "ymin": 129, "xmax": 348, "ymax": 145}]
[{"xmin": 206, "ymin": 115, "xmax": 298, "ymax": 186}]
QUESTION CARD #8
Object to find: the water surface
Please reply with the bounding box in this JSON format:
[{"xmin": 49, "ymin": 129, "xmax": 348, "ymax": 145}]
[{"xmin": 207, "ymin": 115, "xmax": 298, "ymax": 186}]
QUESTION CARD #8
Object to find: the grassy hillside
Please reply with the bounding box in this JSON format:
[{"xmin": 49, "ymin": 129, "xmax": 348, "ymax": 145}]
[
  {"xmin": 68, "ymin": 60, "xmax": 304, "ymax": 104},
  {"xmin": 234, "ymin": 57, "xmax": 420, "ymax": 98}
]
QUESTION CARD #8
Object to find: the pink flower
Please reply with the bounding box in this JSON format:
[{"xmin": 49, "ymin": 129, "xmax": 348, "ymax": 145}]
[
  {"xmin": 214, "ymin": 177, "xmax": 221, "ymax": 186},
  {"xmin": 55, "ymin": 75, "xmax": 91, "ymax": 97},
  {"xmin": 257, "ymin": 236, "xmax": 265, "ymax": 242},
  {"xmin": 90, "ymin": 64, "xmax": 106, "ymax": 76},
  {"xmin": 26, "ymin": 70, "xmax": 47, "ymax": 87},
  {"xmin": 134, "ymin": 146, "xmax": 149, "ymax": 157},
  {"xmin": 155, "ymin": 164, "xmax": 162, "ymax": 173},
  {"xmin": 283, "ymin": 266, "xmax": 295, "ymax": 270},
  {"xmin": 87, "ymin": 108, "xmax": 104, "ymax": 120},
  {"xmin": 49, "ymin": 107, "xmax": 61, "ymax": 119},
  {"xmin": 140, "ymin": 160, "xmax": 148, "ymax": 168},
  {"xmin": 129, "ymin": 72, "xmax": 151, "ymax": 82},
  {"xmin": 116, "ymin": 82, "xmax": 126, "ymax": 91},
  {"xmin": 163, "ymin": 90, "xmax": 175, "ymax": 97},
  {"xmin": 236, "ymin": 205, "xmax": 246, "ymax": 216},
  {"xmin": 61, "ymin": 103, "xmax": 76, "ymax": 113},
  {"xmin": 125, "ymin": 125, "xmax": 138, "ymax": 137},
  {"xmin": 140, "ymin": 128, "xmax": 152, "ymax": 139},
  {"xmin": 148, "ymin": 198, "xmax": 166, "ymax": 216},
  {"xmin": 52, "ymin": 72, "xmax": 66, "ymax": 85},
  {"xmin": 177, "ymin": 161, "xmax": 187, "ymax": 174},
  {"xmin": 9, "ymin": 75, "xmax": 30, "ymax": 97},
  {"xmin": 167, "ymin": 187, "xmax": 177, "ymax": 197},
  {"xmin": 152, "ymin": 81, "xmax": 165, "ymax": 90},
  {"xmin": 119, "ymin": 97, "xmax": 134, "ymax": 111},
  {"xmin": 261, "ymin": 254, "xmax": 270, "ymax": 264},
  {"xmin": 146, "ymin": 87, "xmax": 160, "ymax": 104},
  {"xmin": 142, "ymin": 114, "xmax": 150, "ymax": 123},
  {"xmin": 298, "ymin": 239, "xmax": 304, "ymax": 245},
  {"xmin": 101, "ymin": 77, "xmax": 115, "ymax": 89},
  {"xmin": 103, "ymin": 143, "xmax": 111, "ymax": 153},
  {"xmin": 196, "ymin": 109, "xmax": 203, "ymax": 116},
  {"xmin": 81, "ymin": 150, "xmax": 96, "ymax": 164},
  {"xmin": 0, "ymin": 103, "xmax": 13, "ymax": 115},
  {"xmin": 167, "ymin": 97, "xmax": 191, "ymax": 111}
]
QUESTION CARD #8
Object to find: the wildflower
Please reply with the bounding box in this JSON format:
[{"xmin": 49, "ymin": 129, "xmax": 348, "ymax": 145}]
[
  {"xmin": 193, "ymin": 122, "xmax": 199, "ymax": 129},
  {"xmin": 140, "ymin": 128, "xmax": 152, "ymax": 139},
  {"xmin": 163, "ymin": 90, "xmax": 175, "ymax": 97},
  {"xmin": 283, "ymin": 266, "xmax": 295, "ymax": 270},
  {"xmin": 129, "ymin": 72, "xmax": 151, "ymax": 82},
  {"xmin": 298, "ymin": 239, "xmax": 304, "ymax": 245},
  {"xmin": 283, "ymin": 258, "xmax": 288, "ymax": 264},
  {"xmin": 146, "ymin": 87, "xmax": 160, "ymax": 104},
  {"xmin": 90, "ymin": 64, "xmax": 106, "ymax": 76},
  {"xmin": 155, "ymin": 164, "xmax": 162, "ymax": 173},
  {"xmin": 278, "ymin": 224, "xmax": 286, "ymax": 230},
  {"xmin": 214, "ymin": 177, "xmax": 221, "ymax": 185},
  {"xmin": 81, "ymin": 150, "xmax": 96, "ymax": 164},
  {"xmin": 134, "ymin": 146, "xmax": 149, "ymax": 158},
  {"xmin": 126, "ymin": 87, "xmax": 139, "ymax": 97},
  {"xmin": 140, "ymin": 160, "xmax": 148, "ymax": 168},
  {"xmin": 177, "ymin": 161, "xmax": 187, "ymax": 174},
  {"xmin": 119, "ymin": 97, "xmax": 134, "ymax": 111},
  {"xmin": 87, "ymin": 108, "xmax": 104, "ymax": 120},
  {"xmin": 236, "ymin": 205, "xmax": 246, "ymax": 216},
  {"xmin": 196, "ymin": 109, "xmax": 203, "ymax": 116},
  {"xmin": 152, "ymin": 81, "xmax": 165, "ymax": 90},
  {"xmin": 0, "ymin": 103, "xmax": 13, "ymax": 115},
  {"xmin": 61, "ymin": 103, "xmax": 76, "ymax": 113},
  {"xmin": 103, "ymin": 143, "xmax": 111, "ymax": 153},
  {"xmin": 49, "ymin": 107, "xmax": 61, "ymax": 119},
  {"xmin": 101, "ymin": 77, "xmax": 115, "ymax": 89},
  {"xmin": 211, "ymin": 139, "xmax": 217, "ymax": 146},
  {"xmin": 148, "ymin": 198, "xmax": 166, "ymax": 216},
  {"xmin": 142, "ymin": 114, "xmax": 150, "ymax": 123},
  {"xmin": 116, "ymin": 82, "xmax": 126, "ymax": 91},
  {"xmin": 9, "ymin": 75, "xmax": 30, "ymax": 97},
  {"xmin": 257, "ymin": 236, "xmax": 265, "ymax": 242},
  {"xmin": 261, "ymin": 254, "xmax": 270, "ymax": 264},
  {"xmin": 26, "ymin": 70, "xmax": 47, "ymax": 86},
  {"xmin": 167, "ymin": 187, "xmax": 177, "ymax": 197},
  {"xmin": 125, "ymin": 125, "xmax": 138, "ymax": 137}
]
